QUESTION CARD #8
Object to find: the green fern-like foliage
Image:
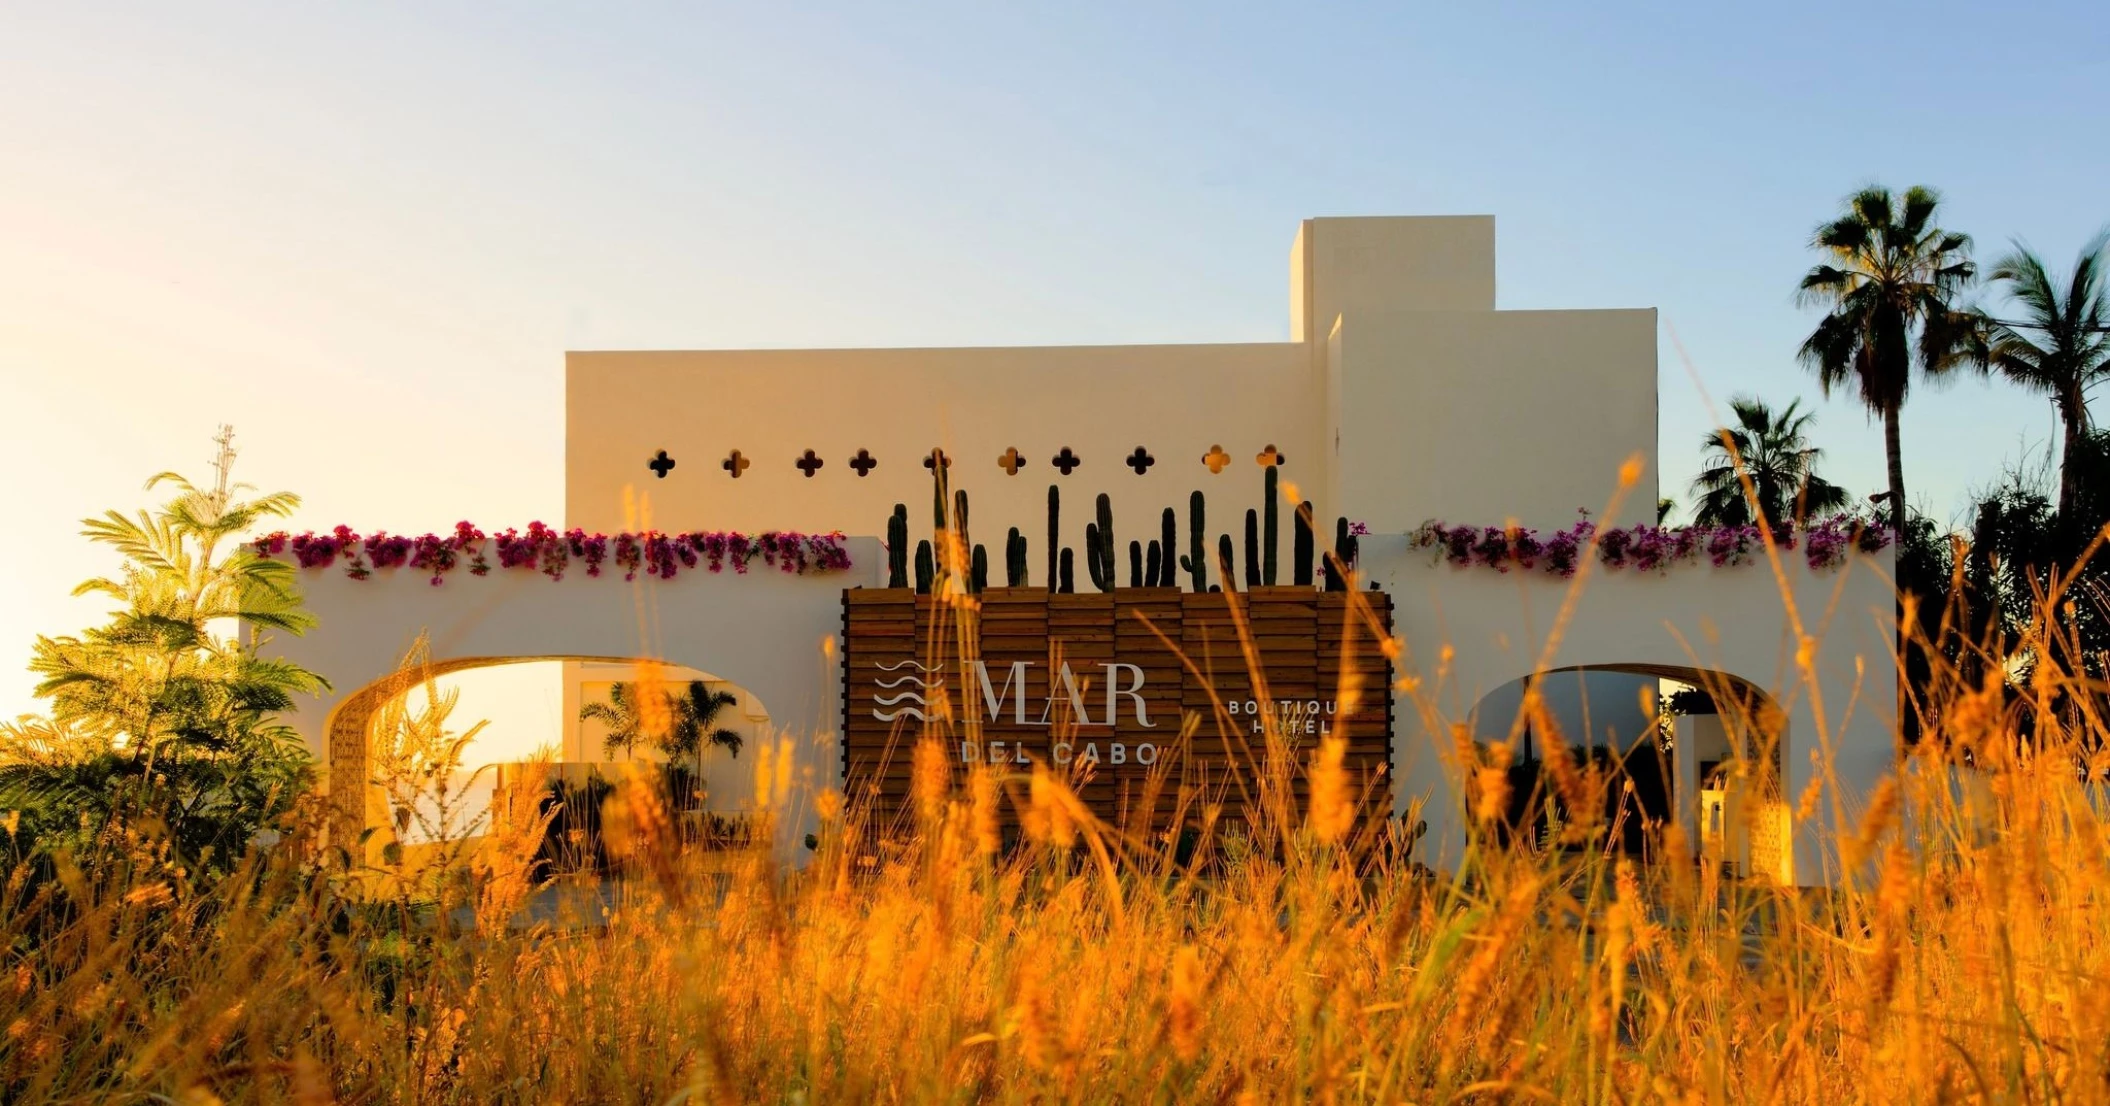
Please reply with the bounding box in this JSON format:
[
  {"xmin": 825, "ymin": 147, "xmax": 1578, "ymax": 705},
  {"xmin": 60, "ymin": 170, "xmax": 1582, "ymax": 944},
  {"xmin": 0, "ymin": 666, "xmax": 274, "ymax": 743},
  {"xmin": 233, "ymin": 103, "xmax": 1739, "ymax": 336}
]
[{"xmin": 6, "ymin": 427, "xmax": 327, "ymax": 875}]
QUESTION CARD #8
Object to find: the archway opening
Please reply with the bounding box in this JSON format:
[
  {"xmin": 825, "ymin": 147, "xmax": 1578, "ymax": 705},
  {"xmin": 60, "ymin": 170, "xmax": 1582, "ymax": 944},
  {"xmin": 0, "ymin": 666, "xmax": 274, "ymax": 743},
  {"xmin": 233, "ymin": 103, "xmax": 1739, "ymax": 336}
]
[
  {"xmin": 1463, "ymin": 664, "xmax": 1785, "ymax": 871},
  {"xmin": 323, "ymin": 655, "xmax": 773, "ymax": 861}
]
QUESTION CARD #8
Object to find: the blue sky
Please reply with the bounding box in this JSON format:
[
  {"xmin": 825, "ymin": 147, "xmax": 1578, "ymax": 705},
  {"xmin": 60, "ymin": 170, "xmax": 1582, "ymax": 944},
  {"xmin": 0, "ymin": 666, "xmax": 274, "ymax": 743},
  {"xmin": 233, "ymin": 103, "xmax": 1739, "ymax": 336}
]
[{"xmin": 1, "ymin": 2, "xmax": 2105, "ymax": 719}]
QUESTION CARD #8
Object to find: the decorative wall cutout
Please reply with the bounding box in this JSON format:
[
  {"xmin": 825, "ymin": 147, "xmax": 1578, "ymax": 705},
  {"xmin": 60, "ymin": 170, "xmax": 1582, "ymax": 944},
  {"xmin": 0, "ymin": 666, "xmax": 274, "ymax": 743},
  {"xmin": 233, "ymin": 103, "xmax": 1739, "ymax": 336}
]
[
  {"xmin": 1202, "ymin": 445, "xmax": 1231, "ymax": 474},
  {"xmin": 1125, "ymin": 447, "xmax": 1155, "ymax": 475},
  {"xmin": 998, "ymin": 447, "xmax": 1027, "ymax": 475},
  {"xmin": 723, "ymin": 450, "xmax": 750, "ymax": 478},
  {"xmin": 795, "ymin": 449, "xmax": 825, "ymax": 477},
  {"xmin": 1052, "ymin": 447, "xmax": 1082, "ymax": 475},
  {"xmin": 1256, "ymin": 444, "xmax": 1287, "ymax": 467},
  {"xmin": 923, "ymin": 448, "xmax": 951, "ymax": 470},
  {"xmin": 849, "ymin": 449, "xmax": 878, "ymax": 477},
  {"xmin": 647, "ymin": 450, "xmax": 677, "ymax": 479}
]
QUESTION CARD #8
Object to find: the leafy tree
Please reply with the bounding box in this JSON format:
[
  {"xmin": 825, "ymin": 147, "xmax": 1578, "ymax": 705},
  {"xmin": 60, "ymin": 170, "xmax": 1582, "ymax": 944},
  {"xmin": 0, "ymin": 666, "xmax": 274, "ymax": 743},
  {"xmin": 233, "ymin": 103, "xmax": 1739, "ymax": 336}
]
[
  {"xmin": 1689, "ymin": 395, "xmax": 1850, "ymax": 530},
  {"xmin": 1797, "ymin": 185, "xmax": 1977, "ymax": 536},
  {"xmin": 0, "ymin": 428, "xmax": 326, "ymax": 874},
  {"xmin": 1979, "ymin": 229, "xmax": 2110, "ymax": 525}
]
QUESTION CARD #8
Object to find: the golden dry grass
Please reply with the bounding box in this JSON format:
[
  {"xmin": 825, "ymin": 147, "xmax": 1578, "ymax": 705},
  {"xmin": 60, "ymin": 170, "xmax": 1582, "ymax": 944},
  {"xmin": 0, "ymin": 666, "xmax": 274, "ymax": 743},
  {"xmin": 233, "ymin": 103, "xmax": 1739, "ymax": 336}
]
[{"xmin": 5, "ymin": 569, "xmax": 2110, "ymax": 1104}]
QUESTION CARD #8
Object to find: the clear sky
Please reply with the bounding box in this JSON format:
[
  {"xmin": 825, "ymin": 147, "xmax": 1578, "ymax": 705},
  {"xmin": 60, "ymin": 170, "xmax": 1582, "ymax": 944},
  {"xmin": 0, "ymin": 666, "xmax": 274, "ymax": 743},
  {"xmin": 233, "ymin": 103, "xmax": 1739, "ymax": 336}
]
[{"xmin": 3, "ymin": 2, "xmax": 2105, "ymax": 722}]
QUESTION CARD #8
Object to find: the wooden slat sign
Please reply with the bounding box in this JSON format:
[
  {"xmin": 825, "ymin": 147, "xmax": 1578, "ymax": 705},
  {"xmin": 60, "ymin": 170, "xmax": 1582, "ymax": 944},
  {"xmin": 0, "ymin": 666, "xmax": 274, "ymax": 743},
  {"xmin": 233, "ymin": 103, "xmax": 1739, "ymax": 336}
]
[{"xmin": 840, "ymin": 586, "xmax": 1395, "ymax": 828}]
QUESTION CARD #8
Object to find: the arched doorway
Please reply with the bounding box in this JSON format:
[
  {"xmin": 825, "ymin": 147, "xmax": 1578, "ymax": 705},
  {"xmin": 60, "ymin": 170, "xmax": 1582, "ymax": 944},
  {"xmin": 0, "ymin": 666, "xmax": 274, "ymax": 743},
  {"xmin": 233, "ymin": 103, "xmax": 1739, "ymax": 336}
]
[
  {"xmin": 323, "ymin": 654, "xmax": 773, "ymax": 854},
  {"xmin": 1464, "ymin": 664, "xmax": 1787, "ymax": 876}
]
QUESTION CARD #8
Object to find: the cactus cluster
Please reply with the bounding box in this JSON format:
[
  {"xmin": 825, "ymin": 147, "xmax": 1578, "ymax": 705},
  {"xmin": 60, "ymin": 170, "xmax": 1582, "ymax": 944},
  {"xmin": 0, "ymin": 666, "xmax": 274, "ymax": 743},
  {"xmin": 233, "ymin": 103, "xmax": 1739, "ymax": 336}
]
[{"xmin": 878, "ymin": 464, "xmax": 1343, "ymax": 597}]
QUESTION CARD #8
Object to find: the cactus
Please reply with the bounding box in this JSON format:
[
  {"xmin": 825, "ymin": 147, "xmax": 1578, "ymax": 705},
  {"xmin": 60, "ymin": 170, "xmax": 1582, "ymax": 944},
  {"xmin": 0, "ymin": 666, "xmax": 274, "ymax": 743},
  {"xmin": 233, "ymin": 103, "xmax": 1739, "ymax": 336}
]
[
  {"xmin": 933, "ymin": 460, "xmax": 949, "ymax": 532},
  {"xmin": 929, "ymin": 461, "xmax": 951, "ymax": 591},
  {"xmin": 1084, "ymin": 523, "xmax": 1107, "ymax": 591},
  {"xmin": 1262, "ymin": 465, "xmax": 1279, "ymax": 586},
  {"xmin": 1294, "ymin": 501, "xmax": 1314, "ymax": 587},
  {"xmin": 971, "ymin": 544, "xmax": 988, "ymax": 594},
  {"xmin": 1324, "ymin": 517, "xmax": 1361, "ymax": 591},
  {"xmin": 1006, "ymin": 527, "xmax": 1026, "ymax": 587},
  {"xmin": 1217, "ymin": 534, "xmax": 1237, "ymax": 593},
  {"xmin": 1159, "ymin": 508, "xmax": 1176, "ymax": 587},
  {"xmin": 954, "ymin": 488, "xmax": 971, "ymax": 548},
  {"xmin": 1095, "ymin": 493, "xmax": 1115, "ymax": 593},
  {"xmin": 914, "ymin": 540, "xmax": 934, "ymax": 595},
  {"xmin": 1146, "ymin": 540, "xmax": 1162, "ymax": 588},
  {"xmin": 1128, "ymin": 541, "xmax": 1143, "ymax": 587},
  {"xmin": 1243, "ymin": 509, "xmax": 1261, "ymax": 589},
  {"xmin": 1046, "ymin": 485, "xmax": 1060, "ymax": 594},
  {"xmin": 887, "ymin": 503, "xmax": 909, "ymax": 588},
  {"xmin": 1326, "ymin": 517, "xmax": 1348, "ymax": 591},
  {"xmin": 1059, "ymin": 547, "xmax": 1075, "ymax": 594},
  {"xmin": 1178, "ymin": 490, "xmax": 1207, "ymax": 593}
]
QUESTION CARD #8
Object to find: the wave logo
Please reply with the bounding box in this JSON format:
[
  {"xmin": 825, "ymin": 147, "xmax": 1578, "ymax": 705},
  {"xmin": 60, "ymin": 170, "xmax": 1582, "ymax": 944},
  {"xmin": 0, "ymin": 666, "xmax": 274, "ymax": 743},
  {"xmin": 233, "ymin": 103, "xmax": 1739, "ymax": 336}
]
[{"xmin": 870, "ymin": 659, "xmax": 931, "ymax": 722}]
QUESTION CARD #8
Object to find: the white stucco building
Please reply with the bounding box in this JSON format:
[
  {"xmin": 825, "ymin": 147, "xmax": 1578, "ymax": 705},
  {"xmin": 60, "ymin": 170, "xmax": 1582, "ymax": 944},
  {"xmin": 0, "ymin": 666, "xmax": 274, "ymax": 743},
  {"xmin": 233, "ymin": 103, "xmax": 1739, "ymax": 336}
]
[{"xmin": 265, "ymin": 215, "xmax": 1899, "ymax": 883}]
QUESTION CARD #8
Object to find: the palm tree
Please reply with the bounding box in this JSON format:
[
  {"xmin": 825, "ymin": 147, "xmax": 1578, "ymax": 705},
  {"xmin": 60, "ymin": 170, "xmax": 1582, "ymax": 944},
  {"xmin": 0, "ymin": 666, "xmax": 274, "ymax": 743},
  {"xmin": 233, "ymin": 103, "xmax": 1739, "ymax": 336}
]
[
  {"xmin": 581, "ymin": 679, "xmax": 744, "ymax": 764},
  {"xmin": 1690, "ymin": 396, "xmax": 1851, "ymax": 530},
  {"xmin": 1797, "ymin": 185, "xmax": 1977, "ymax": 535},
  {"xmin": 1979, "ymin": 229, "xmax": 2110, "ymax": 523}
]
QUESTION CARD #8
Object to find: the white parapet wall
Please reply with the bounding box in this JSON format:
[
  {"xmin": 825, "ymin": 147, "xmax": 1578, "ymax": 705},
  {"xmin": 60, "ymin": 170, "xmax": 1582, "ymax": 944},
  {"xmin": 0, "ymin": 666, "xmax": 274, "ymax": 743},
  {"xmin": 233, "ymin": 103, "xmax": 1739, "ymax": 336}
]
[{"xmin": 259, "ymin": 537, "xmax": 886, "ymax": 862}]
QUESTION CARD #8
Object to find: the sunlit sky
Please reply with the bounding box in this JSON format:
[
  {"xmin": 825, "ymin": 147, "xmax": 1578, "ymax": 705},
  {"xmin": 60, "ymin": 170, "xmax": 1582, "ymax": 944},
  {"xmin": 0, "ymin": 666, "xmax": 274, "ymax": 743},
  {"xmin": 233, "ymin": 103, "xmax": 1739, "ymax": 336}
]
[{"xmin": 3, "ymin": 3, "xmax": 2106, "ymax": 723}]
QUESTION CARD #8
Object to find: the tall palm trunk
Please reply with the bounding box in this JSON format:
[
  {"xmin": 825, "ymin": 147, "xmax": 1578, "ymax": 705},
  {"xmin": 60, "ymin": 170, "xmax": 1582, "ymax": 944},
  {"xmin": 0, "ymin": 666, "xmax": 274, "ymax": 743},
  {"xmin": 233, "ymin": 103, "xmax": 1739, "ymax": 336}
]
[
  {"xmin": 2058, "ymin": 386, "xmax": 2086, "ymax": 524},
  {"xmin": 1883, "ymin": 405, "xmax": 1907, "ymax": 537}
]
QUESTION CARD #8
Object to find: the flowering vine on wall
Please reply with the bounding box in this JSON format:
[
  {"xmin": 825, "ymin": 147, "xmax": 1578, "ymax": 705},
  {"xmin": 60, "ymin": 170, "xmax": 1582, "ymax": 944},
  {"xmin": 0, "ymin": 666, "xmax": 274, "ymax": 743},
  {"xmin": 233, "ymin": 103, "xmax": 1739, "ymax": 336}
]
[
  {"xmin": 252, "ymin": 522, "xmax": 853, "ymax": 585},
  {"xmin": 1409, "ymin": 512, "xmax": 1893, "ymax": 578}
]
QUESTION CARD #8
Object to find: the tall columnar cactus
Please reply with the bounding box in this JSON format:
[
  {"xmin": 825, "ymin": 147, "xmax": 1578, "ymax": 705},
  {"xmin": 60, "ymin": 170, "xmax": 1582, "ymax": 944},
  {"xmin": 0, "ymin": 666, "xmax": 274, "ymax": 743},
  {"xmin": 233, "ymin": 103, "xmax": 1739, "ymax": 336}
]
[
  {"xmin": 1294, "ymin": 501, "xmax": 1314, "ymax": 588},
  {"xmin": 887, "ymin": 503, "xmax": 909, "ymax": 589},
  {"xmin": 1243, "ymin": 509, "xmax": 1261, "ymax": 589},
  {"xmin": 1005, "ymin": 527, "xmax": 1026, "ymax": 587},
  {"xmin": 1145, "ymin": 541, "xmax": 1162, "ymax": 588},
  {"xmin": 1084, "ymin": 523, "xmax": 1108, "ymax": 591},
  {"xmin": 1059, "ymin": 547, "xmax": 1075, "ymax": 594},
  {"xmin": 1128, "ymin": 541, "xmax": 1143, "ymax": 587},
  {"xmin": 1217, "ymin": 534, "xmax": 1237, "ymax": 593},
  {"xmin": 971, "ymin": 544, "xmax": 988, "ymax": 594},
  {"xmin": 1095, "ymin": 493, "xmax": 1115, "ymax": 593},
  {"xmin": 931, "ymin": 461, "xmax": 951, "ymax": 591},
  {"xmin": 953, "ymin": 488, "xmax": 973, "ymax": 582},
  {"xmin": 1326, "ymin": 517, "xmax": 1348, "ymax": 592},
  {"xmin": 933, "ymin": 461, "xmax": 949, "ymax": 532},
  {"xmin": 1046, "ymin": 485, "xmax": 1060, "ymax": 594},
  {"xmin": 1262, "ymin": 465, "xmax": 1279, "ymax": 586},
  {"xmin": 1338, "ymin": 517, "xmax": 1359, "ymax": 584},
  {"xmin": 914, "ymin": 540, "xmax": 934, "ymax": 595},
  {"xmin": 1159, "ymin": 508, "xmax": 1176, "ymax": 587},
  {"xmin": 1179, "ymin": 490, "xmax": 1207, "ymax": 593}
]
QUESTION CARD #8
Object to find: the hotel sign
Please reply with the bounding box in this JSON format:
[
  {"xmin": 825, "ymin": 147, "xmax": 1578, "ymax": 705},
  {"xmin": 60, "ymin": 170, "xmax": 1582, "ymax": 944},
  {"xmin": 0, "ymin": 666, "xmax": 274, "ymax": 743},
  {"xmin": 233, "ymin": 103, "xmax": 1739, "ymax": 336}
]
[{"xmin": 841, "ymin": 587, "xmax": 1393, "ymax": 825}]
